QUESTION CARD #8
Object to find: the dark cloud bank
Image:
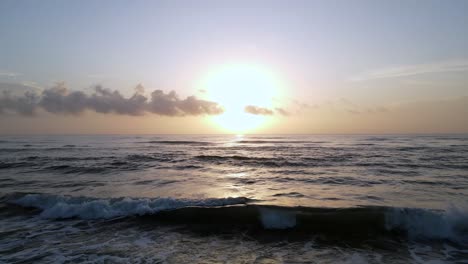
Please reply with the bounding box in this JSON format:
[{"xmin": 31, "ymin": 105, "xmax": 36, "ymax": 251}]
[{"xmin": 0, "ymin": 84, "xmax": 224, "ymax": 116}]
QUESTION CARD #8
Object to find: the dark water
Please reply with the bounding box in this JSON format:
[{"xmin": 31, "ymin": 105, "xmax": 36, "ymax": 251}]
[{"xmin": 1, "ymin": 135, "xmax": 467, "ymax": 263}]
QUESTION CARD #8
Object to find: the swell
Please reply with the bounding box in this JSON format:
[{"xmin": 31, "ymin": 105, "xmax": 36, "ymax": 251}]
[
  {"xmin": 3, "ymin": 193, "xmax": 467, "ymax": 242},
  {"xmin": 194, "ymin": 155, "xmax": 309, "ymax": 167},
  {"xmin": 193, "ymin": 154, "xmax": 468, "ymax": 170},
  {"xmin": 0, "ymin": 162, "xmax": 152, "ymax": 174},
  {"xmin": 3, "ymin": 154, "xmax": 467, "ymax": 173},
  {"xmin": 236, "ymin": 140, "xmax": 324, "ymax": 144},
  {"xmin": 140, "ymin": 140, "xmax": 213, "ymax": 145},
  {"xmin": 0, "ymin": 153, "xmax": 187, "ymax": 173}
]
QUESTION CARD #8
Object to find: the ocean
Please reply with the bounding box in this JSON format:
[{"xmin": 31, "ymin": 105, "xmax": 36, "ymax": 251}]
[{"xmin": 0, "ymin": 134, "xmax": 467, "ymax": 263}]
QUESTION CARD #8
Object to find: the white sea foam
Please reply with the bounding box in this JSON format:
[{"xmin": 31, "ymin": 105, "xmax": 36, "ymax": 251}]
[
  {"xmin": 385, "ymin": 205, "xmax": 468, "ymax": 241},
  {"xmin": 13, "ymin": 193, "xmax": 250, "ymax": 219}
]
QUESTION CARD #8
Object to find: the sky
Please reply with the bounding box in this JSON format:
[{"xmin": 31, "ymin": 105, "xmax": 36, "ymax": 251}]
[{"xmin": 0, "ymin": 0, "xmax": 467, "ymax": 134}]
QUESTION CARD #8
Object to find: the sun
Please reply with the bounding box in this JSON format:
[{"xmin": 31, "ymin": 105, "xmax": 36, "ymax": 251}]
[{"xmin": 198, "ymin": 63, "xmax": 285, "ymax": 133}]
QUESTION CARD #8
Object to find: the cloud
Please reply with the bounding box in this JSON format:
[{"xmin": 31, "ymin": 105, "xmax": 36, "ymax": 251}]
[
  {"xmin": 272, "ymin": 97, "xmax": 315, "ymax": 115},
  {"xmin": 0, "ymin": 90, "xmax": 39, "ymax": 116},
  {"xmin": 0, "ymin": 82, "xmax": 40, "ymax": 93},
  {"xmin": 0, "ymin": 71, "xmax": 21, "ymax": 77},
  {"xmin": 0, "ymin": 83, "xmax": 224, "ymax": 116},
  {"xmin": 274, "ymin": 107, "xmax": 290, "ymax": 116},
  {"xmin": 305, "ymin": 97, "xmax": 390, "ymax": 115},
  {"xmin": 351, "ymin": 59, "xmax": 468, "ymax": 81},
  {"xmin": 244, "ymin": 105, "xmax": 274, "ymax": 115},
  {"xmin": 244, "ymin": 105, "xmax": 290, "ymax": 116},
  {"xmin": 346, "ymin": 107, "xmax": 388, "ymax": 115}
]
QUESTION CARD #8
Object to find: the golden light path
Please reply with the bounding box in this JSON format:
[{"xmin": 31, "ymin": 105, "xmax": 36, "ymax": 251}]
[{"xmin": 199, "ymin": 63, "xmax": 286, "ymax": 133}]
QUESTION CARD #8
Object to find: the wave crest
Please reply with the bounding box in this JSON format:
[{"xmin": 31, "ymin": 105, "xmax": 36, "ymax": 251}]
[
  {"xmin": 12, "ymin": 194, "xmax": 251, "ymax": 219},
  {"xmin": 6, "ymin": 193, "xmax": 468, "ymax": 242}
]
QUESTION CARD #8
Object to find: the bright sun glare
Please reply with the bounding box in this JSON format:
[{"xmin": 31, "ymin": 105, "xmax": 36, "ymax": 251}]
[{"xmin": 199, "ymin": 63, "xmax": 284, "ymax": 133}]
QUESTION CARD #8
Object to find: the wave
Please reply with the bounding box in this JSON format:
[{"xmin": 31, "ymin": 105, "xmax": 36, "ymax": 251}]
[
  {"xmin": 194, "ymin": 155, "xmax": 307, "ymax": 167},
  {"xmin": 361, "ymin": 137, "xmax": 390, "ymax": 142},
  {"xmin": 236, "ymin": 140, "xmax": 321, "ymax": 144},
  {"xmin": 38, "ymin": 162, "xmax": 152, "ymax": 174},
  {"xmin": 0, "ymin": 147, "xmax": 90, "ymax": 153},
  {"xmin": 4, "ymin": 193, "xmax": 467, "ymax": 242},
  {"xmin": 0, "ymin": 161, "xmax": 36, "ymax": 169},
  {"xmin": 385, "ymin": 207, "xmax": 468, "ymax": 240},
  {"xmin": 7, "ymin": 193, "xmax": 251, "ymax": 219},
  {"xmin": 140, "ymin": 140, "xmax": 213, "ymax": 145}
]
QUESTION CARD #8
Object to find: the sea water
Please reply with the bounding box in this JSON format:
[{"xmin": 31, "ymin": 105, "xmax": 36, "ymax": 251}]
[{"xmin": 1, "ymin": 135, "xmax": 467, "ymax": 263}]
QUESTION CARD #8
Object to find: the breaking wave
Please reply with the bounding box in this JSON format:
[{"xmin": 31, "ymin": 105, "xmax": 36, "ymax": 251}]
[
  {"xmin": 8, "ymin": 193, "xmax": 251, "ymax": 219},
  {"xmin": 4, "ymin": 193, "xmax": 468, "ymax": 242}
]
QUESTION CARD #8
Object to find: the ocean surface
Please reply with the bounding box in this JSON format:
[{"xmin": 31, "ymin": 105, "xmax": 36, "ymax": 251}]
[{"xmin": 1, "ymin": 134, "xmax": 467, "ymax": 263}]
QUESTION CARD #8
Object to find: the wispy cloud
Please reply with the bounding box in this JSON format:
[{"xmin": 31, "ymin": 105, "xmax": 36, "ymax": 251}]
[
  {"xmin": 244, "ymin": 105, "xmax": 274, "ymax": 115},
  {"xmin": 346, "ymin": 106, "xmax": 389, "ymax": 115},
  {"xmin": 0, "ymin": 82, "xmax": 41, "ymax": 93},
  {"xmin": 0, "ymin": 83, "xmax": 224, "ymax": 116},
  {"xmin": 304, "ymin": 97, "xmax": 390, "ymax": 115},
  {"xmin": 351, "ymin": 59, "xmax": 468, "ymax": 81},
  {"xmin": 0, "ymin": 71, "xmax": 21, "ymax": 78},
  {"xmin": 244, "ymin": 105, "xmax": 290, "ymax": 116},
  {"xmin": 274, "ymin": 107, "xmax": 290, "ymax": 116},
  {"xmin": 272, "ymin": 97, "xmax": 315, "ymax": 115},
  {"xmin": 20, "ymin": 81, "xmax": 42, "ymax": 90}
]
